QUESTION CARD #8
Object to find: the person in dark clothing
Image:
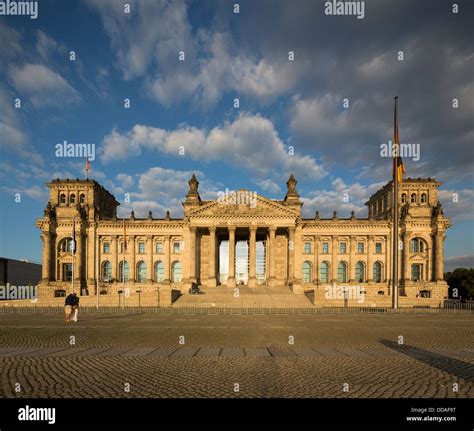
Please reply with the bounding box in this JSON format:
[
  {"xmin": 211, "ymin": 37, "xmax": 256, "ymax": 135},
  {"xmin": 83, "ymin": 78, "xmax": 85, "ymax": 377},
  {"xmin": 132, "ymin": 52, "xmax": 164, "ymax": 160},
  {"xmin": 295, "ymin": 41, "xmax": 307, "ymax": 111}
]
[
  {"xmin": 71, "ymin": 293, "xmax": 80, "ymax": 322},
  {"xmin": 64, "ymin": 293, "xmax": 75, "ymax": 322}
]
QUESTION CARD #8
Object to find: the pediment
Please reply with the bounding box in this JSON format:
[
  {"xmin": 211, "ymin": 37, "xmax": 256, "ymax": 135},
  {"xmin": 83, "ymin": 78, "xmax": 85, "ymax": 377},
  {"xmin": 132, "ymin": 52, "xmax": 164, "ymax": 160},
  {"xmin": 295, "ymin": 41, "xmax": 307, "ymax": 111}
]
[{"xmin": 187, "ymin": 192, "xmax": 299, "ymax": 219}]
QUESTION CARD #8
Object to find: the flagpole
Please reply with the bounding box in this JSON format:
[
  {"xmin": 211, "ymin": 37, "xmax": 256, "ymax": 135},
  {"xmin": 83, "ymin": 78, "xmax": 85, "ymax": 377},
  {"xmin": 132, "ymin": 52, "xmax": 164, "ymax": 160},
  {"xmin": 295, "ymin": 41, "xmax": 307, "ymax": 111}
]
[
  {"xmin": 122, "ymin": 218, "xmax": 125, "ymax": 310},
  {"xmin": 96, "ymin": 212, "xmax": 99, "ymax": 310},
  {"xmin": 71, "ymin": 218, "xmax": 75, "ymax": 294},
  {"xmin": 392, "ymin": 97, "xmax": 399, "ymax": 309}
]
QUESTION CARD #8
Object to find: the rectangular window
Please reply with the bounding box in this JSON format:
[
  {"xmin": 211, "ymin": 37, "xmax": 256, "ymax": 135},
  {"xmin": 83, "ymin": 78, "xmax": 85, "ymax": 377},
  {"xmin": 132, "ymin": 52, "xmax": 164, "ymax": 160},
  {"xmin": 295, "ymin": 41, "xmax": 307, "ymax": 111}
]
[
  {"xmin": 340, "ymin": 242, "xmax": 347, "ymax": 254},
  {"xmin": 357, "ymin": 242, "xmax": 364, "ymax": 254},
  {"xmin": 375, "ymin": 242, "xmax": 382, "ymax": 253},
  {"xmin": 322, "ymin": 242, "xmax": 329, "ymax": 254},
  {"xmin": 138, "ymin": 242, "xmax": 145, "ymax": 254},
  {"xmin": 173, "ymin": 242, "xmax": 181, "ymax": 253},
  {"xmin": 63, "ymin": 263, "xmax": 73, "ymax": 282},
  {"xmin": 304, "ymin": 242, "xmax": 311, "ymax": 254},
  {"xmin": 411, "ymin": 264, "xmax": 422, "ymax": 281},
  {"xmin": 103, "ymin": 242, "xmax": 110, "ymax": 254},
  {"xmin": 156, "ymin": 242, "xmax": 163, "ymax": 254}
]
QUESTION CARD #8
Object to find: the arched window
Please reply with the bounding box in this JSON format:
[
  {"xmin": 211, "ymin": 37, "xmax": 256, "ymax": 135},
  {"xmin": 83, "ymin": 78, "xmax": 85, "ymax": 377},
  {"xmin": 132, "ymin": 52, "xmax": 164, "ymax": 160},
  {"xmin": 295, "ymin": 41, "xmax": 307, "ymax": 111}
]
[
  {"xmin": 337, "ymin": 262, "xmax": 347, "ymax": 283},
  {"xmin": 154, "ymin": 261, "xmax": 165, "ymax": 282},
  {"xmin": 69, "ymin": 194, "xmax": 76, "ymax": 204},
  {"xmin": 59, "ymin": 237, "xmax": 74, "ymax": 252},
  {"xmin": 401, "ymin": 193, "xmax": 407, "ymax": 204},
  {"xmin": 373, "ymin": 261, "xmax": 383, "ymax": 282},
  {"xmin": 319, "ymin": 262, "xmax": 329, "ymax": 283},
  {"xmin": 119, "ymin": 261, "xmax": 130, "ymax": 282},
  {"xmin": 171, "ymin": 261, "xmax": 182, "ymax": 283},
  {"xmin": 302, "ymin": 261, "xmax": 312, "ymax": 283},
  {"xmin": 101, "ymin": 261, "xmax": 112, "ymax": 281},
  {"xmin": 410, "ymin": 238, "xmax": 425, "ymax": 253},
  {"xmin": 137, "ymin": 261, "xmax": 147, "ymax": 283},
  {"xmin": 80, "ymin": 193, "xmax": 86, "ymax": 204},
  {"xmin": 421, "ymin": 193, "xmax": 427, "ymax": 203},
  {"xmin": 410, "ymin": 193, "xmax": 416, "ymax": 203},
  {"xmin": 60, "ymin": 193, "xmax": 66, "ymax": 204},
  {"xmin": 355, "ymin": 261, "xmax": 365, "ymax": 283}
]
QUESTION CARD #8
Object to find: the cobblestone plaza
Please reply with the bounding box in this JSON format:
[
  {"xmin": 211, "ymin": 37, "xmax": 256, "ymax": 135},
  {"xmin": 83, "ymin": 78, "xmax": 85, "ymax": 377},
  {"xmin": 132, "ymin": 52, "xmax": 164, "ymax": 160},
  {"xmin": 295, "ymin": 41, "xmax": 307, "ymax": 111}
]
[{"xmin": 1, "ymin": 312, "xmax": 473, "ymax": 398}]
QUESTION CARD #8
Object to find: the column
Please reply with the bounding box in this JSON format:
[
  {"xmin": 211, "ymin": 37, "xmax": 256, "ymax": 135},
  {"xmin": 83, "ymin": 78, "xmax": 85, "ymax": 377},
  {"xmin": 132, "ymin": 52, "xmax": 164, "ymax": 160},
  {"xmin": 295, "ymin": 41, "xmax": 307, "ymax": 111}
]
[
  {"xmin": 227, "ymin": 226, "xmax": 236, "ymax": 287},
  {"xmin": 75, "ymin": 229, "xmax": 82, "ymax": 283},
  {"xmin": 188, "ymin": 227, "xmax": 197, "ymax": 283},
  {"xmin": 331, "ymin": 235, "xmax": 338, "ymax": 282},
  {"xmin": 112, "ymin": 235, "xmax": 119, "ymax": 281},
  {"xmin": 248, "ymin": 226, "xmax": 257, "ymax": 287},
  {"xmin": 367, "ymin": 235, "xmax": 374, "ymax": 283},
  {"xmin": 164, "ymin": 236, "xmax": 171, "ymax": 283},
  {"xmin": 349, "ymin": 236, "xmax": 356, "ymax": 282},
  {"xmin": 313, "ymin": 235, "xmax": 319, "ymax": 284},
  {"xmin": 208, "ymin": 227, "xmax": 217, "ymax": 287},
  {"xmin": 403, "ymin": 231, "xmax": 410, "ymax": 281},
  {"xmin": 267, "ymin": 226, "xmax": 276, "ymax": 286},
  {"xmin": 435, "ymin": 232, "xmax": 445, "ymax": 280},
  {"xmin": 41, "ymin": 232, "xmax": 51, "ymax": 281},
  {"xmin": 385, "ymin": 234, "xmax": 391, "ymax": 284},
  {"xmin": 147, "ymin": 235, "xmax": 153, "ymax": 283},
  {"xmin": 87, "ymin": 224, "xmax": 95, "ymax": 284},
  {"xmin": 130, "ymin": 235, "xmax": 136, "ymax": 283},
  {"xmin": 287, "ymin": 227, "xmax": 295, "ymax": 284}
]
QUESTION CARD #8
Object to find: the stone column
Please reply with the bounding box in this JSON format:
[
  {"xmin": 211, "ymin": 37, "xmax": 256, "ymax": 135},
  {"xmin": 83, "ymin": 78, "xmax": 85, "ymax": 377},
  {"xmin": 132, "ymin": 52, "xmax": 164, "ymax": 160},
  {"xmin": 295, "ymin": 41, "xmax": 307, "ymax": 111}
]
[
  {"xmin": 403, "ymin": 231, "xmax": 410, "ymax": 281},
  {"xmin": 189, "ymin": 227, "xmax": 197, "ymax": 283},
  {"xmin": 349, "ymin": 235, "xmax": 356, "ymax": 282},
  {"xmin": 147, "ymin": 235, "xmax": 153, "ymax": 283},
  {"xmin": 287, "ymin": 227, "xmax": 296, "ymax": 284},
  {"xmin": 41, "ymin": 232, "xmax": 51, "ymax": 281},
  {"xmin": 130, "ymin": 235, "xmax": 136, "ymax": 283},
  {"xmin": 248, "ymin": 226, "xmax": 257, "ymax": 287},
  {"xmin": 164, "ymin": 236, "xmax": 171, "ymax": 283},
  {"xmin": 267, "ymin": 226, "xmax": 277, "ymax": 286},
  {"xmin": 112, "ymin": 235, "xmax": 119, "ymax": 281},
  {"xmin": 313, "ymin": 235, "xmax": 319, "ymax": 284},
  {"xmin": 87, "ymin": 223, "xmax": 95, "ymax": 284},
  {"xmin": 227, "ymin": 226, "xmax": 236, "ymax": 287},
  {"xmin": 331, "ymin": 235, "xmax": 338, "ymax": 282},
  {"xmin": 385, "ymin": 234, "xmax": 391, "ymax": 284},
  {"xmin": 367, "ymin": 235, "xmax": 374, "ymax": 283},
  {"xmin": 435, "ymin": 232, "xmax": 445, "ymax": 280},
  {"xmin": 208, "ymin": 227, "xmax": 217, "ymax": 287}
]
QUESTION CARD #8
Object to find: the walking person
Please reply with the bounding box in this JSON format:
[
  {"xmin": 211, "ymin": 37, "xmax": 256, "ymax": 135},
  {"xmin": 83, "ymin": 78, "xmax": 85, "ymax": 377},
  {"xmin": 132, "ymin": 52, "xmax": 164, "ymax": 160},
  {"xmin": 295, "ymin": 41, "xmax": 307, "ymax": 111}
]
[
  {"xmin": 64, "ymin": 292, "xmax": 75, "ymax": 323},
  {"xmin": 71, "ymin": 292, "xmax": 80, "ymax": 322}
]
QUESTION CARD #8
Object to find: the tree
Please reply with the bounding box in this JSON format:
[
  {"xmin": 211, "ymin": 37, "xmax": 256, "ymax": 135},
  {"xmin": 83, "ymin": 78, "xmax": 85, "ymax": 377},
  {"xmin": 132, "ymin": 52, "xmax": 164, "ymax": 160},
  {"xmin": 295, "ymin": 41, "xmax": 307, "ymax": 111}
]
[{"xmin": 444, "ymin": 268, "xmax": 474, "ymax": 300}]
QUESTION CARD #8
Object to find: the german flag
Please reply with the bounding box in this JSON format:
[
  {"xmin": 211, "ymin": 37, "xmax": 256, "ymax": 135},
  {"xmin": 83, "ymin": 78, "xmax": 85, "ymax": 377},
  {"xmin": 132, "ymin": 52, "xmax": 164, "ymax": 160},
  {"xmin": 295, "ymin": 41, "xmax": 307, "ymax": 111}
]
[
  {"xmin": 85, "ymin": 157, "xmax": 90, "ymax": 179},
  {"xmin": 393, "ymin": 96, "xmax": 405, "ymax": 183}
]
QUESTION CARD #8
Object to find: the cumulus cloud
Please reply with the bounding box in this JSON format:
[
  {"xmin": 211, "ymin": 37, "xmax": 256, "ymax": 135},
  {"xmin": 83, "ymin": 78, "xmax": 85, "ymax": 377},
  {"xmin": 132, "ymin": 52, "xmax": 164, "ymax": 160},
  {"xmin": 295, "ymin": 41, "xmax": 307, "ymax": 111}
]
[
  {"xmin": 9, "ymin": 63, "xmax": 79, "ymax": 107},
  {"xmin": 100, "ymin": 113, "xmax": 326, "ymax": 180}
]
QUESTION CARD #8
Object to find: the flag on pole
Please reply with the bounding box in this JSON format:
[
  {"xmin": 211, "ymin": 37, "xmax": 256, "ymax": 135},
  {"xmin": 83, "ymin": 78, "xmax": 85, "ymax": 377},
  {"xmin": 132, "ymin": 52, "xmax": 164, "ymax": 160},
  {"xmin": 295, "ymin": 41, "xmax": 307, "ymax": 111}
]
[
  {"xmin": 85, "ymin": 157, "xmax": 90, "ymax": 179},
  {"xmin": 71, "ymin": 218, "xmax": 76, "ymax": 254},
  {"xmin": 393, "ymin": 96, "xmax": 405, "ymax": 183}
]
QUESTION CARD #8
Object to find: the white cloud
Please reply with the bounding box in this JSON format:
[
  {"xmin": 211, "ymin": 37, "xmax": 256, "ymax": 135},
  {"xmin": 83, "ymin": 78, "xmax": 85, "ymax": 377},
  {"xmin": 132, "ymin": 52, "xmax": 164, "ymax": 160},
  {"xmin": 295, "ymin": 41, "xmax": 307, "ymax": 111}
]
[
  {"xmin": 9, "ymin": 63, "xmax": 79, "ymax": 107},
  {"xmin": 438, "ymin": 189, "xmax": 474, "ymax": 222},
  {"xmin": 100, "ymin": 113, "xmax": 326, "ymax": 180}
]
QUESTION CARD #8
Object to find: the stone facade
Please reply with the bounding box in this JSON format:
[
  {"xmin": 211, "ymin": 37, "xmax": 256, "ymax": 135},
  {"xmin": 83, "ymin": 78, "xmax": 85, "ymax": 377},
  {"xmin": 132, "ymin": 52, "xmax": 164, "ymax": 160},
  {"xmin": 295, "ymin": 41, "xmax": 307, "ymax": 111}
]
[{"xmin": 35, "ymin": 174, "xmax": 451, "ymax": 306}]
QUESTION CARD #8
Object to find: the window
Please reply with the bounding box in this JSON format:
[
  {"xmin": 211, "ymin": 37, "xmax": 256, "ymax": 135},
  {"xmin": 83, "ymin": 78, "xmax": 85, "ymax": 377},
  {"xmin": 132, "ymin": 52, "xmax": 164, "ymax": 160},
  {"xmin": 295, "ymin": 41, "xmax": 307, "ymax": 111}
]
[
  {"xmin": 410, "ymin": 193, "xmax": 417, "ymax": 203},
  {"xmin": 138, "ymin": 242, "xmax": 145, "ymax": 254},
  {"xmin": 80, "ymin": 193, "xmax": 86, "ymax": 204},
  {"xmin": 102, "ymin": 261, "xmax": 112, "ymax": 281},
  {"xmin": 60, "ymin": 193, "xmax": 66, "ymax": 204},
  {"xmin": 171, "ymin": 261, "xmax": 182, "ymax": 282},
  {"xmin": 319, "ymin": 262, "xmax": 329, "ymax": 283},
  {"xmin": 304, "ymin": 242, "xmax": 311, "ymax": 254},
  {"xmin": 401, "ymin": 193, "xmax": 407, "ymax": 203},
  {"xmin": 411, "ymin": 238, "xmax": 425, "ymax": 253},
  {"xmin": 69, "ymin": 194, "xmax": 76, "ymax": 204},
  {"xmin": 154, "ymin": 261, "xmax": 165, "ymax": 282},
  {"xmin": 54, "ymin": 289, "xmax": 66, "ymax": 298},
  {"xmin": 302, "ymin": 261, "xmax": 312, "ymax": 283},
  {"xmin": 355, "ymin": 262, "xmax": 365, "ymax": 283},
  {"xmin": 119, "ymin": 261, "xmax": 130, "ymax": 282},
  {"xmin": 103, "ymin": 242, "xmax": 110, "ymax": 254},
  {"xmin": 337, "ymin": 262, "xmax": 347, "ymax": 283},
  {"xmin": 411, "ymin": 264, "xmax": 422, "ymax": 281},
  {"xmin": 419, "ymin": 290, "xmax": 431, "ymax": 298},
  {"xmin": 357, "ymin": 243, "xmax": 364, "ymax": 254},
  {"xmin": 373, "ymin": 261, "xmax": 382, "ymax": 282},
  {"xmin": 137, "ymin": 261, "xmax": 147, "ymax": 283},
  {"xmin": 156, "ymin": 242, "xmax": 163, "ymax": 254},
  {"xmin": 322, "ymin": 242, "xmax": 329, "ymax": 254},
  {"xmin": 59, "ymin": 238, "xmax": 74, "ymax": 253},
  {"xmin": 340, "ymin": 242, "xmax": 347, "ymax": 254},
  {"xmin": 421, "ymin": 193, "xmax": 427, "ymax": 203},
  {"xmin": 375, "ymin": 242, "xmax": 382, "ymax": 253},
  {"xmin": 63, "ymin": 263, "xmax": 72, "ymax": 281},
  {"xmin": 173, "ymin": 242, "xmax": 181, "ymax": 253}
]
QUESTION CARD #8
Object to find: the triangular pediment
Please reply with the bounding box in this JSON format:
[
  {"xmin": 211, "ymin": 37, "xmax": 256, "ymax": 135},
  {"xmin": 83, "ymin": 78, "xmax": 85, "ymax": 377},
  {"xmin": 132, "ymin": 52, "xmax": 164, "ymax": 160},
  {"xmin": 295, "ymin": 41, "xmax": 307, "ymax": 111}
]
[{"xmin": 187, "ymin": 191, "xmax": 299, "ymax": 219}]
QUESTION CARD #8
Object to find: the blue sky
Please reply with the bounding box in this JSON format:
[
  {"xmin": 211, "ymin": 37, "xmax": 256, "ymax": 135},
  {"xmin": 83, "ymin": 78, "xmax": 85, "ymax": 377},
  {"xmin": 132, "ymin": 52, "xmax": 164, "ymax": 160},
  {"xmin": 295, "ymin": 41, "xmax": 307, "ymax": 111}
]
[{"xmin": 0, "ymin": 0, "xmax": 473, "ymax": 268}]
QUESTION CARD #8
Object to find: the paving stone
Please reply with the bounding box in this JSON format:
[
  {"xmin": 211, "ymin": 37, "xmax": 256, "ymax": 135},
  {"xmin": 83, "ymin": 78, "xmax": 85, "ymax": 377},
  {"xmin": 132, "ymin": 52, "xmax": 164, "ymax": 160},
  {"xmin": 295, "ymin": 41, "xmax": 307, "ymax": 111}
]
[
  {"xmin": 290, "ymin": 347, "xmax": 323, "ymax": 357},
  {"xmin": 221, "ymin": 348, "xmax": 245, "ymax": 357},
  {"xmin": 195, "ymin": 348, "xmax": 221, "ymax": 357},
  {"xmin": 49, "ymin": 347, "xmax": 92, "ymax": 357},
  {"xmin": 335, "ymin": 348, "xmax": 374, "ymax": 358},
  {"xmin": 27, "ymin": 347, "xmax": 69, "ymax": 357},
  {"xmin": 148, "ymin": 348, "xmax": 179, "ymax": 357},
  {"xmin": 76, "ymin": 347, "xmax": 113, "ymax": 356},
  {"xmin": 0, "ymin": 347, "xmax": 45, "ymax": 357},
  {"xmin": 121, "ymin": 347, "xmax": 157, "ymax": 357},
  {"xmin": 268, "ymin": 348, "xmax": 296, "ymax": 357},
  {"xmin": 95, "ymin": 347, "xmax": 133, "ymax": 356},
  {"xmin": 244, "ymin": 348, "xmax": 271, "ymax": 357},
  {"xmin": 170, "ymin": 348, "xmax": 200, "ymax": 358},
  {"xmin": 312, "ymin": 348, "xmax": 348, "ymax": 358}
]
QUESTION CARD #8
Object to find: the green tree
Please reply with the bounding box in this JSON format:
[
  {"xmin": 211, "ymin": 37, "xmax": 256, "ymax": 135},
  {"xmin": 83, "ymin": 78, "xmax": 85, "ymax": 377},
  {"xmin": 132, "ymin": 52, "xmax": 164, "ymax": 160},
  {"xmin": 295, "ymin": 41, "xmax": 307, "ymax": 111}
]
[{"xmin": 444, "ymin": 268, "xmax": 474, "ymax": 300}]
